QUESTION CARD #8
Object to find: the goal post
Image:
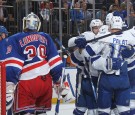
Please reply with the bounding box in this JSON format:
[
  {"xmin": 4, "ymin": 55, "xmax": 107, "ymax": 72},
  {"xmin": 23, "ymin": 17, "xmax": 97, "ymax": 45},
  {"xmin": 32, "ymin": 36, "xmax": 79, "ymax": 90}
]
[{"xmin": 0, "ymin": 62, "xmax": 6, "ymax": 115}]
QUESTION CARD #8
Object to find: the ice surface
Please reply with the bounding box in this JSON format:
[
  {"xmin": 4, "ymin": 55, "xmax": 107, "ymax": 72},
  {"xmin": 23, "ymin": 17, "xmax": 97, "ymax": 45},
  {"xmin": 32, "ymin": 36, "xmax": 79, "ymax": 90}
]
[{"xmin": 47, "ymin": 103, "xmax": 87, "ymax": 115}]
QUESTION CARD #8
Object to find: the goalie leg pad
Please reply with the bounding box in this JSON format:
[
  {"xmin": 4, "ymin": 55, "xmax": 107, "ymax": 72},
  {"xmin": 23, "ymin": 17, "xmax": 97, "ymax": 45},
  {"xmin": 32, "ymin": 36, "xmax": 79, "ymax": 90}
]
[
  {"xmin": 6, "ymin": 93, "xmax": 14, "ymax": 111},
  {"xmin": 6, "ymin": 82, "xmax": 16, "ymax": 111}
]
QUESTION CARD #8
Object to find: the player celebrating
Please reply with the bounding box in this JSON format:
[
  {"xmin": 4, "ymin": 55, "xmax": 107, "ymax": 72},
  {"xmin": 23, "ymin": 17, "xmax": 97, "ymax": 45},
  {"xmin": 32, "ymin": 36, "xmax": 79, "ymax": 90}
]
[
  {"xmin": 4, "ymin": 12, "xmax": 64, "ymax": 115},
  {"xmin": 75, "ymin": 16, "xmax": 135, "ymax": 115},
  {"xmin": 68, "ymin": 19, "xmax": 103, "ymax": 115},
  {"xmin": 125, "ymin": 27, "xmax": 135, "ymax": 115}
]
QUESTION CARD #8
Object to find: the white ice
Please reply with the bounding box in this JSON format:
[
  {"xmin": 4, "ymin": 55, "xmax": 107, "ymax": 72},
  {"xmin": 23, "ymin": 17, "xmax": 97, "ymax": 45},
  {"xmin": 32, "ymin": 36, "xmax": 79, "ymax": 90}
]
[{"xmin": 47, "ymin": 103, "xmax": 87, "ymax": 115}]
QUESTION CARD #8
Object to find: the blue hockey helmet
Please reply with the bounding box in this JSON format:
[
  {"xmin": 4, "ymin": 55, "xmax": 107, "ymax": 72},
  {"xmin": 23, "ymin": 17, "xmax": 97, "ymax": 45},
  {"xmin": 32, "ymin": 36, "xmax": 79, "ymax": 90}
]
[{"xmin": 0, "ymin": 26, "xmax": 8, "ymax": 36}]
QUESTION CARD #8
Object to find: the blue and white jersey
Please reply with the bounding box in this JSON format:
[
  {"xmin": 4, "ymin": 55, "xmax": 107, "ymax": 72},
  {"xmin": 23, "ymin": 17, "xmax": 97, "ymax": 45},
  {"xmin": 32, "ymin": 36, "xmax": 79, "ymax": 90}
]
[
  {"xmin": 82, "ymin": 30, "xmax": 135, "ymax": 75},
  {"xmin": 128, "ymin": 26, "xmax": 135, "ymax": 37},
  {"xmin": 4, "ymin": 32, "xmax": 63, "ymax": 84},
  {"xmin": 70, "ymin": 31, "xmax": 99, "ymax": 77},
  {"xmin": 68, "ymin": 31, "xmax": 95, "ymax": 48},
  {"xmin": 124, "ymin": 27, "xmax": 135, "ymax": 86}
]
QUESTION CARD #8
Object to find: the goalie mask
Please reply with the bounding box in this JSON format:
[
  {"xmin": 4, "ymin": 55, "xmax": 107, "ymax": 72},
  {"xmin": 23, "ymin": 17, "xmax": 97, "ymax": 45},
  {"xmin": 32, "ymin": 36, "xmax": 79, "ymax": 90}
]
[{"xmin": 23, "ymin": 12, "xmax": 41, "ymax": 31}]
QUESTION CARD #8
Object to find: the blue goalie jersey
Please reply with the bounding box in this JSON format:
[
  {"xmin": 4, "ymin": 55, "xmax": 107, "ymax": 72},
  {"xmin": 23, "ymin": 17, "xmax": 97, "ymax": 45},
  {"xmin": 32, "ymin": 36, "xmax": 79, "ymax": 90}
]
[{"xmin": 4, "ymin": 32, "xmax": 63, "ymax": 84}]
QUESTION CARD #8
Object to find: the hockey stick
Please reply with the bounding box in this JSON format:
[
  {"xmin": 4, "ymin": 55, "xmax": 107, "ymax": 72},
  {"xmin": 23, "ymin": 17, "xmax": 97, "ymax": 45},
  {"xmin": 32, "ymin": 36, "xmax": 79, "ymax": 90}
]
[
  {"xmin": 67, "ymin": 73, "xmax": 75, "ymax": 97},
  {"xmin": 76, "ymin": 71, "xmax": 82, "ymax": 103},
  {"xmin": 60, "ymin": 28, "xmax": 131, "ymax": 52},
  {"xmin": 84, "ymin": 57, "xmax": 97, "ymax": 115},
  {"xmin": 86, "ymin": 28, "xmax": 130, "ymax": 43},
  {"xmin": 55, "ymin": 38, "xmax": 71, "ymax": 56},
  {"xmin": 55, "ymin": 38, "xmax": 97, "ymax": 101},
  {"xmin": 84, "ymin": 57, "xmax": 97, "ymax": 102},
  {"xmin": 55, "ymin": 55, "xmax": 67, "ymax": 115}
]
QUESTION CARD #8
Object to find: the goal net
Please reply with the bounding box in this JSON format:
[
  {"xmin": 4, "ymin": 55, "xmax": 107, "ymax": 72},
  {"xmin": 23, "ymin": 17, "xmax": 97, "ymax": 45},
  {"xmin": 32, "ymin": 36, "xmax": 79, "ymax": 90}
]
[{"xmin": 0, "ymin": 62, "xmax": 6, "ymax": 115}]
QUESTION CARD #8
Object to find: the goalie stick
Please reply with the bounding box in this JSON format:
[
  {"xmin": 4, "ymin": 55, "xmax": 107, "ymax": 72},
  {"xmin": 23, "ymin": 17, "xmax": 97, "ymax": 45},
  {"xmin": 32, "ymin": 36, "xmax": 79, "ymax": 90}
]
[{"xmin": 55, "ymin": 55, "xmax": 67, "ymax": 115}]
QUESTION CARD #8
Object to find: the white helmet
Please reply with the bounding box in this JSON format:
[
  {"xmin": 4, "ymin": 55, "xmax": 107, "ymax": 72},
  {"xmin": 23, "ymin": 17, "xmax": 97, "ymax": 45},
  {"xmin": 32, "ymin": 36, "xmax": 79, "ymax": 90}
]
[
  {"xmin": 110, "ymin": 16, "xmax": 123, "ymax": 30},
  {"xmin": 89, "ymin": 19, "xmax": 103, "ymax": 31},
  {"xmin": 23, "ymin": 12, "xmax": 41, "ymax": 31},
  {"xmin": 105, "ymin": 13, "xmax": 113, "ymax": 25}
]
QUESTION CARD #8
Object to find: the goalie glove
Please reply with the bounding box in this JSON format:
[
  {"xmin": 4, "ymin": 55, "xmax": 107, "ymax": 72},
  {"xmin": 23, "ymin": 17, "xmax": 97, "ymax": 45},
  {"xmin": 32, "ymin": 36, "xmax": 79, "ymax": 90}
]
[
  {"xmin": 54, "ymin": 76, "xmax": 75, "ymax": 103},
  {"xmin": 6, "ymin": 82, "xmax": 16, "ymax": 110}
]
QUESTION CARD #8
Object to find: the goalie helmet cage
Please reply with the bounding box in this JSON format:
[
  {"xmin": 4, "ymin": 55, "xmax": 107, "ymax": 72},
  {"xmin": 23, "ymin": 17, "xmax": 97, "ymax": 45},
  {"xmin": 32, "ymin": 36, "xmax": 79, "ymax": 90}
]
[{"xmin": 0, "ymin": 62, "xmax": 6, "ymax": 115}]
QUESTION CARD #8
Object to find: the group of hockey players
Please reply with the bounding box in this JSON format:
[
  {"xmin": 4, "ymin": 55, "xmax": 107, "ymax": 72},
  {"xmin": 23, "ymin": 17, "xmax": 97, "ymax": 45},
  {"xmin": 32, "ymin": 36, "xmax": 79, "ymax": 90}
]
[
  {"xmin": 0, "ymin": 10, "xmax": 135, "ymax": 115},
  {"xmin": 68, "ymin": 11, "xmax": 135, "ymax": 115}
]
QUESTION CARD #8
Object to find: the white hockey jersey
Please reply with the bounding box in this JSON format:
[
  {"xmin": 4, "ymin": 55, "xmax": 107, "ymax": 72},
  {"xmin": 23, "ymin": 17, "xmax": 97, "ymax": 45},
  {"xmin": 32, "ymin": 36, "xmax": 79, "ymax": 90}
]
[
  {"xmin": 82, "ymin": 30, "xmax": 135, "ymax": 75},
  {"xmin": 69, "ymin": 31, "xmax": 99, "ymax": 77}
]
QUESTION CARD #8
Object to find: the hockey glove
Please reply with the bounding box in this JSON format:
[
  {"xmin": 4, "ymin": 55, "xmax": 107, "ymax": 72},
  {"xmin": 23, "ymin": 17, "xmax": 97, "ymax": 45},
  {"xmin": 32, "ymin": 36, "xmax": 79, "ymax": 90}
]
[
  {"xmin": 6, "ymin": 82, "xmax": 16, "ymax": 110},
  {"xmin": 54, "ymin": 77, "xmax": 70, "ymax": 96},
  {"xmin": 121, "ymin": 45, "xmax": 135, "ymax": 59},
  {"xmin": 54, "ymin": 76, "xmax": 75, "ymax": 103},
  {"xmin": 106, "ymin": 58, "xmax": 122, "ymax": 70},
  {"xmin": 75, "ymin": 37, "xmax": 87, "ymax": 49}
]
